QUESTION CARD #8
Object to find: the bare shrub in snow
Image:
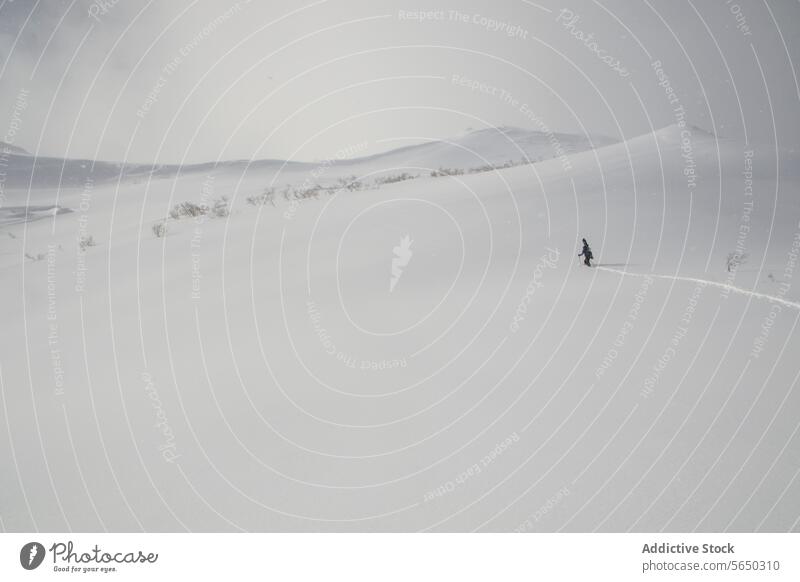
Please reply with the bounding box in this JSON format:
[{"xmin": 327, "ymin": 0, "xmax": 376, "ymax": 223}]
[
  {"xmin": 375, "ymin": 172, "xmax": 417, "ymax": 186},
  {"xmin": 246, "ymin": 187, "xmax": 276, "ymax": 206},
  {"xmin": 468, "ymin": 159, "xmax": 519, "ymax": 174},
  {"xmin": 289, "ymin": 185, "xmax": 321, "ymax": 200},
  {"xmin": 79, "ymin": 235, "xmax": 97, "ymax": 251},
  {"xmin": 152, "ymin": 221, "xmax": 167, "ymax": 237},
  {"xmin": 211, "ymin": 196, "xmax": 229, "ymax": 218},
  {"xmin": 336, "ymin": 175, "xmax": 363, "ymax": 191},
  {"xmin": 429, "ymin": 159, "xmax": 532, "ymax": 179},
  {"xmin": 169, "ymin": 201, "xmax": 208, "ymax": 219},
  {"xmin": 726, "ymin": 252, "xmax": 748, "ymax": 272},
  {"xmin": 25, "ymin": 252, "xmax": 46, "ymax": 261},
  {"xmin": 168, "ymin": 197, "xmax": 229, "ymax": 220},
  {"xmin": 430, "ymin": 167, "xmax": 465, "ymax": 177}
]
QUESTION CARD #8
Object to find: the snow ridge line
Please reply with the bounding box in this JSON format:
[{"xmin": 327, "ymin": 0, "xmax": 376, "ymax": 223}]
[{"xmin": 595, "ymin": 266, "xmax": 800, "ymax": 311}]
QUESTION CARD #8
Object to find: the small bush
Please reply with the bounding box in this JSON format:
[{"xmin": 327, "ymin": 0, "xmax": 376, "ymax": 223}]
[
  {"xmin": 375, "ymin": 172, "xmax": 417, "ymax": 186},
  {"xmin": 168, "ymin": 197, "xmax": 229, "ymax": 220},
  {"xmin": 428, "ymin": 160, "xmax": 531, "ymax": 179},
  {"xmin": 211, "ymin": 196, "xmax": 229, "ymax": 218},
  {"xmin": 79, "ymin": 235, "xmax": 96, "ymax": 251},
  {"xmin": 336, "ymin": 175, "xmax": 363, "ymax": 191},
  {"xmin": 152, "ymin": 221, "xmax": 167, "ymax": 237},
  {"xmin": 726, "ymin": 252, "xmax": 748, "ymax": 272},
  {"xmin": 288, "ymin": 185, "xmax": 321, "ymax": 200},
  {"xmin": 246, "ymin": 187, "xmax": 276, "ymax": 206},
  {"xmin": 430, "ymin": 167, "xmax": 465, "ymax": 178},
  {"xmin": 169, "ymin": 201, "xmax": 208, "ymax": 219},
  {"xmin": 468, "ymin": 159, "xmax": 518, "ymax": 174}
]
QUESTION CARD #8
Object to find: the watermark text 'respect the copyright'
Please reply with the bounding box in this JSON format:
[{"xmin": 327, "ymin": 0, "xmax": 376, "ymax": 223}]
[{"xmin": 398, "ymin": 9, "xmax": 528, "ymax": 39}]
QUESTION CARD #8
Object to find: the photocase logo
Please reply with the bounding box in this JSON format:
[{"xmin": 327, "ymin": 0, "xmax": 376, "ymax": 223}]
[
  {"xmin": 390, "ymin": 234, "xmax": 414, "ymax": 292},
  {"xmin": 20, "ymin": 542, "xmax": 46, "ymax": 570}
]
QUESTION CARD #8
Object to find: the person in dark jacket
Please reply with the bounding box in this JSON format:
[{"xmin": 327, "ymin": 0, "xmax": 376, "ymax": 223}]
[{"xmin": 578, "ymin": 238, "xmax": 593, "ymax": 266}]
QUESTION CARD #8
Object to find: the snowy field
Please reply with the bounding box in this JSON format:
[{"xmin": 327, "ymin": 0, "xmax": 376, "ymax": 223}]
[{"xmin": 1, "ymin": 123, "xmax": 799, "ymax": 532}]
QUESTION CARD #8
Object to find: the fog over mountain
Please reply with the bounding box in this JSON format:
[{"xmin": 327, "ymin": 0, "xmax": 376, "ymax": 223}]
[{"xmin": 1, "ymin": 0, "xmax": 798, "ymax": 164}]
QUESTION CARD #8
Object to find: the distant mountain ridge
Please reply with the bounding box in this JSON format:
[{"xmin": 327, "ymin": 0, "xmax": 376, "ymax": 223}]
[
  {"xmin": 0, "ymin": 126, "xmax": 620, "ymax": 189},
  {"xmin": 338, "ymin": 126, "xmax": 618, "ymax": 172},
  {"xmin": 1, "ymin": 141, "xmax": 29, "ymax": 156}
]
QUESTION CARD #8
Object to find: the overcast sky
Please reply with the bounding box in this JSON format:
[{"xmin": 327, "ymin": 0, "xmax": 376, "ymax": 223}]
[{"xmin": 1, "ymin": 0, "xmax": 798, "ymax": 164}]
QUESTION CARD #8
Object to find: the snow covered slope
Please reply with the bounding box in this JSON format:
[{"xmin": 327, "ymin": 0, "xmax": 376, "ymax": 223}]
[
  {"xmin": 1, "ymin": 141, "xmax": 29, "ymax": 156},
  {"xmin": 0, "ymin": 124, "xmax": 798, "ymax": 532},
  {"xmin": 0, "ymin": 126, "xmax": 613, "ymax": 189},
  {"xmin": 336, "ymin": 126, "xmax": 617, "ymax": 173}
]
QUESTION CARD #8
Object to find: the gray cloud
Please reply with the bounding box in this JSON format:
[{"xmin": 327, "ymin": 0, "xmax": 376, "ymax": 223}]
[{"xmin": 1, "ymin": 0, "xmax": 798, "ymax": 164}]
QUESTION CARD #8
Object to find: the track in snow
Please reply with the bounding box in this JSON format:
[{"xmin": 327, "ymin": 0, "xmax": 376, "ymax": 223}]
[{"xmin": 595, "ymin": 266, "xmax": 800, "ymax": 311}]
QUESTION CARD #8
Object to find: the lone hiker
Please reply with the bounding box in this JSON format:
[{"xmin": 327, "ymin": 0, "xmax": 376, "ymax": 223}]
[{"xmin": 578, "ymin": 238, "xmax": 593, "ymax": 267}]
